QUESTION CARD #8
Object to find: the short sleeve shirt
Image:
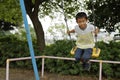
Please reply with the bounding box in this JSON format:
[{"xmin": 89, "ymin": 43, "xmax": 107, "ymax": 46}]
[{"xmin": 74, "ymin": 23, "xmax": 95, "ymax": 49}]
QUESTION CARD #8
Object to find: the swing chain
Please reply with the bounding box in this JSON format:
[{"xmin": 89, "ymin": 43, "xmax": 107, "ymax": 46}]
[
  {"xmin": 92, "ymin": 0, "xmax": 99, "ymax": 49},
  {"xmin": 61, "ymin": 0, "xmax": 75, "ymax": 47}
]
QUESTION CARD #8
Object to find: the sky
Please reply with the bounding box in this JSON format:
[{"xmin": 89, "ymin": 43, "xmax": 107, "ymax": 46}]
[{"xmin": 27, "ymin": 14, "xmax": 77, "ymax": 33}]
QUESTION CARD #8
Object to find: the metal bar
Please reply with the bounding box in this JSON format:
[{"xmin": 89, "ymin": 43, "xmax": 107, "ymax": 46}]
[
  {"xmin": 41, "ymin": 58, "xmax": 45, "ymax": 77},
  {"xmin": 43, "ymin": 56, "xmax": 120, "ymax": 64},
  {"xmin": 6, "ymin": 59, "xmax": 10, "ymax": 80},
  {"xmin": 8, "ymin": 56, "xmax": 43, "ymax": 62},
  {"xmin": 99, "ymin": 61, "xmax": 102, "ymax": 80},
  {"xmin": 43, "ymin": 56, "xmax": 75, "ymax": 61},
  {"xmin": 8, "ymin": 56, "xmax": 120, "ymax": 64},
  {"xmin": 6, "ymin": 56, "xmax": 120, "ymax": 80},
  {"xmin": 19, "ymin": 0, "xmax": 40, "ymax": 80},
  {"xmin": 90, "ymin": 59, "xmax": 120, "ymax": 64}
]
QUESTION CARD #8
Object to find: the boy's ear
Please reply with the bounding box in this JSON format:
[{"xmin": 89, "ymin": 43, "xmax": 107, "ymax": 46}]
[
  {"xmin": 86, "ymin": 19, "xmax": 88, "ymax": 22},
  {"xmin": 76, "ymin": 20, "xmax": 78, "ymax": 23}
]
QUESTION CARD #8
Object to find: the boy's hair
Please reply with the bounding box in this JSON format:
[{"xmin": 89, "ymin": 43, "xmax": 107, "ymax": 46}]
[{"xmin": 76, "ymin": 12, "xmax": 88, "ymax": 20}]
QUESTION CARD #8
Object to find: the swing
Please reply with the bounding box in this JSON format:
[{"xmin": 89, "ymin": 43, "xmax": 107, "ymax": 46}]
[
  {"xmin": 70, "ymin": 46, "xmax": 77, "ymax": 55},
  {"xmin": 70, "ymin": 47, "xmax": 101, "ymax": 58},
  {"xmin": 92, "ymin": 47, "xmax": 101, "ymax": 58},
  {"xmin": 70, "ymin": 35, "xmax": 101, "ymax": 58},
  {"xmin": 61, "ymin": 0, "xmax": 101, "ymax": 58}
]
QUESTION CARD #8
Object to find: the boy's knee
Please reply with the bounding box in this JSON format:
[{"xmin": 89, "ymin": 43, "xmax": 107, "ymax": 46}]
[{"xmin": 81, "ymin": 57, "xmax": 89, "ymax": 62}]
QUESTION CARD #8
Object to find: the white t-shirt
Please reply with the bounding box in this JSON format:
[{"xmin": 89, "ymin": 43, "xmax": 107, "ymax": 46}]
[{"xmin": 74, "ymin": 23, "xmax": 95, "ymax": 49}]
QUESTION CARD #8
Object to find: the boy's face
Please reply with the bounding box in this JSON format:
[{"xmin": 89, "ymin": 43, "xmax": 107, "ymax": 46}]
[{"xmin": 76, "ymin": 17, "xmax": 87, "ymax": 29}]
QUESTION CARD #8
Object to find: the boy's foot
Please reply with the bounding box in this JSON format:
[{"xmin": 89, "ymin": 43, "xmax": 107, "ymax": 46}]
[{"xmin": 82, "ymin": 62, "xmax": 91, "ymax": 71}]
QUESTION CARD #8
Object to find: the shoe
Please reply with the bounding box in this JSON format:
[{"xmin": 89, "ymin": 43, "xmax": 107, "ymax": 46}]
[{"xmin": 83, "ymin": 62, "xmax": 91, "ymax": 71}]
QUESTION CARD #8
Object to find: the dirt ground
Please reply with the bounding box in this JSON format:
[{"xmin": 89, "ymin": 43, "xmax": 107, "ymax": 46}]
[{"xmin": 0, "ymin": 68, "xmax": 118, "ymax": 80}]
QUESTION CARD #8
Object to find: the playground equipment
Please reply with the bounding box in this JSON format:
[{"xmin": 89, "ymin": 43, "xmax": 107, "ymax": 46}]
[
  {"xmin": 19, "ymin": 0, "xmax": 40, "ymax": 80},
  {"xmin": 61, "ymin": 0, "xmax": 101, "ymax": 58},
  {"xmin": 92, "ymin": 48, "xmax": 101, "ymax": 58},
  {"xmin": 19, "ymin": 1, "xmax": 100, "ymax": 80},
  {"xmin": 13, "ymin": 1, "xmax": 117, "ymax": 80},
  {"xmin": 6, "ymin": 55, "xmax": 120, "ymax": 80}
]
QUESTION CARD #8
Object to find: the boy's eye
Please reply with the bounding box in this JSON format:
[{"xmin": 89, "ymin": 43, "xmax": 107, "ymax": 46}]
[
  {"xmin": 78, "ymin": 21, "xmax": 85, "ymax": 23},
  {"xmin": 77, "ymin": 18, "xmax": 87, "ymax": 23},
  {"xmin": 77, "ymin": 21, "xmax": 86, "ymax": 24}
]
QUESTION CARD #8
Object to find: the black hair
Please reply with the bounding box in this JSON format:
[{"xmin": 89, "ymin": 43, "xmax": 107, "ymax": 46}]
[{"xmin": 76, "ymin": 12, "xmax": 88, "ymax": 20}]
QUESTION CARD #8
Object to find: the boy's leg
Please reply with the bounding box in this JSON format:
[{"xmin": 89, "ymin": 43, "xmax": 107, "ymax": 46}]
[
  {"xmin": 74, "ymin": 48, "xmax": 83, "ymax": 62},
  {"xmin": 81, "ymin": 48, "xmax": 92, "ymax": 71}
]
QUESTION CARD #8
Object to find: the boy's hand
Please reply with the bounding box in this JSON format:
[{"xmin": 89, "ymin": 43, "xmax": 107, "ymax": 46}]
[
  {"xmin": 67, "ymin": 29, "xmax": 75, "ymax": 35},
  {"xmin": 67, "ymin": 30, "xmax": 70, "ymax": 35},
  {"xmin": 94, "ymin": 27, "xmax": 99, "ymax": 35}
]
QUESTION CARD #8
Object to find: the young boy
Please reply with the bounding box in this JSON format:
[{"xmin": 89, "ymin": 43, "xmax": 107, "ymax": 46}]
[{"xmin": 67, "ymin": 12, "xmax": 99, "ymax": 71}]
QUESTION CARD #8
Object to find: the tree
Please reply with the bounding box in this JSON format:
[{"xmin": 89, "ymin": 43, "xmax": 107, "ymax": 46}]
[
  {"xmin": 48, "ymin": 24, "xmax": 67, "ymax": 41},
  {"xmin": 0, "ymin": 0, "xmax": 82, "ymax": 51},
  {"xmin": 0, "ymin": 0, "xmax": 22, "ymax": 30},
  {"xmin": 24, "ymin": 0, "xmax": 81, "ymax": 51},
  {"xmin": 85, "ymin": 0, "xmax": 120, "ymax": 32}
]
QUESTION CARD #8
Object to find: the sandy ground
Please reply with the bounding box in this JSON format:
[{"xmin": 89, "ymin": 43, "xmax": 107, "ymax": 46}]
[{"xmin": 0, "ymin": 68, "xmax": 118, "ymax": 80}]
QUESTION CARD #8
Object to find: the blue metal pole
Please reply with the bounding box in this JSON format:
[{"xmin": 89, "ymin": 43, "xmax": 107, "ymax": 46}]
[{"xmin": 19, "ymin": 0, "xmax": 40, "ymax": 80}]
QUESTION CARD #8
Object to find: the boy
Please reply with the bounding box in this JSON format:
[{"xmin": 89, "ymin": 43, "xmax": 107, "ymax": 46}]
[{"xmin": 67, "ymin": 12, "xmax": 99, "ymax": 71}]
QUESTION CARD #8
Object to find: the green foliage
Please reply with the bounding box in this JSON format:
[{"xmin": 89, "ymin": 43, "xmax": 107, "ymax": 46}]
[
  {"xmin": 47, "ymin": 24, "xmax": 67, "ymax": 40},
  {"xmin": 44, "ymin": 40, "xmax": 120, "ymax": 78},
  {"xmin": 0, "ymin": 0, "xmax": 22, "ymax": 25},
  {"xmin": 0, "ymin": 34, "xmax": 120, "ymax": 79},
  {"xmin": 44, "ymin": 40, "xmax": 81, "ymax": 75},
  {"xmin": 39, "ymin": 0, "xmax": 82, "ymax": 19},
  {"xmin": 85, "ymin": 0, "xmax": 120, "ymax": 32},
  {"xmin": 0, "ymin": 34, "xmax": 42, "ymax": 69}
]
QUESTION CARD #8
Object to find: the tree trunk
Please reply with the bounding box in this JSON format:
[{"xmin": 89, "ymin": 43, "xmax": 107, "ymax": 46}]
[
  {"xmin": 24, "ymin": 0, "xmax": 46, "ymax": 51},
  {"xmin": 29, "ymin": 14, "xmax": 45, "ymax": 51}
]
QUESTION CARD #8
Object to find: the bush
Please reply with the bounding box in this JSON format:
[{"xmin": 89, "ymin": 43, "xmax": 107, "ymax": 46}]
[
  {"xmin": 44, "ymin": 40, "xmax": 81, "ymax": 75},
  {"xmin": 0, "ymin": 35, "xmax": 42, "ymax": 69},
  {"xmin": 0, "ymin": 35, "xmax": 120, "ymax": 79},
  {"xmin": 44, "ymin": 40, "xmax": 120, "ymax": 78}
]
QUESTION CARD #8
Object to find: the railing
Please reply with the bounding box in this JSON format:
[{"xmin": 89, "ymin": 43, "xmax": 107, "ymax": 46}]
[{"xmin": 6, "ymin": 56, "xmax": 120, "ymax": 80}]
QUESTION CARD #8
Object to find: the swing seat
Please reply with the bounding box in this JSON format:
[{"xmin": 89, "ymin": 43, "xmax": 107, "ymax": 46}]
[
  {"xmin": 92, "ymin": 48, "xmax": 101, "ymax": 58},
  {"xmin": 70, "ymin": 46, "xmax": 77, "ymax": 55},
  {"xmin": 70, "ymin": 47, "xmax": 101, "ymax": 58}
]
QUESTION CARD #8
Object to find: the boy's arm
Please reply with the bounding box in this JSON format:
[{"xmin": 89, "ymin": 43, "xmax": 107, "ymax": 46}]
[{"xmin": 67, "ymin": 29, "xmax": 75, "ymax": 35}]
